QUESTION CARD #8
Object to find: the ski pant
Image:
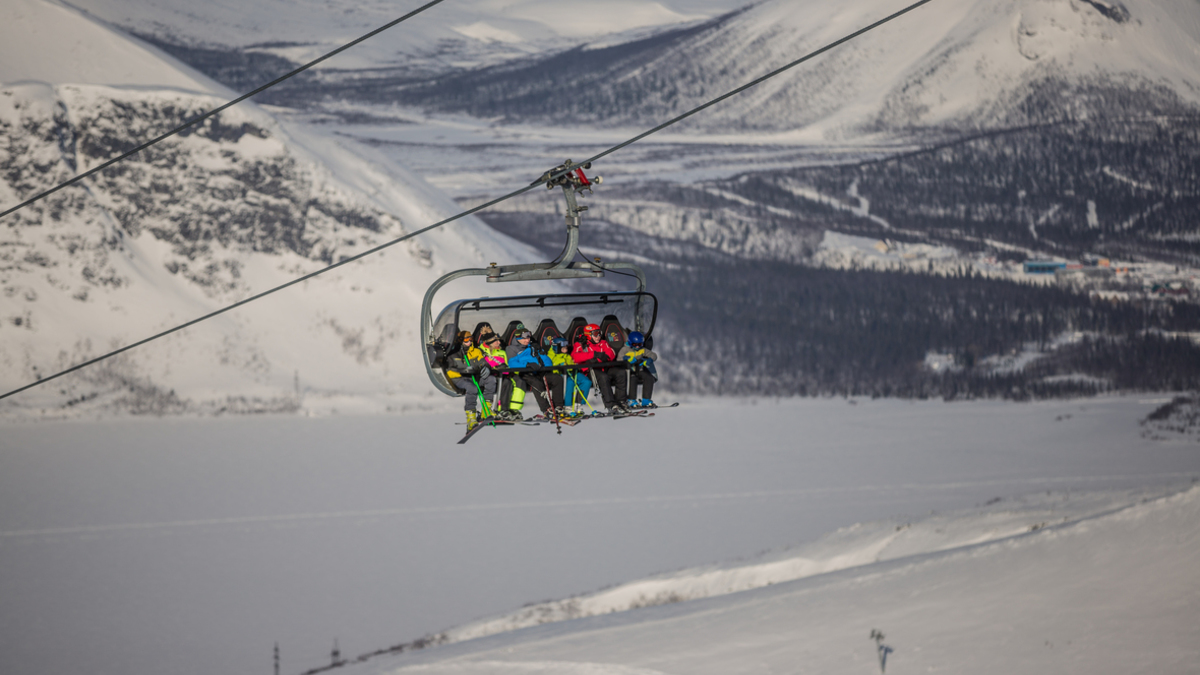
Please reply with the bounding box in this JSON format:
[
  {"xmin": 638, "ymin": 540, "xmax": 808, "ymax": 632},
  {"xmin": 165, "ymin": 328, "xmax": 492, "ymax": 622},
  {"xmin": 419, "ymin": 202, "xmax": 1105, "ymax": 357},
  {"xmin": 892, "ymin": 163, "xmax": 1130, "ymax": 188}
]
[
  {"xmin": 500, "ymin": 377, "xmax": 526, "ymax": 411},
  {"xmin": 590, "ymin": 367, "xmax": 628, "ymax": 408},
  {"xmin": 627, "ymin": 368, "xmax": 656, "ymax": 401},
  {"xmin": 453, "ymin": 372, "xmax": 497, "ymax": 412},
  {"xmin": 519, "ymin": 372, "xmax": 564, "ymax": 413},
  {"xmin": 564, "ymin": 373, "xmax": 591, "ymax": 408}
]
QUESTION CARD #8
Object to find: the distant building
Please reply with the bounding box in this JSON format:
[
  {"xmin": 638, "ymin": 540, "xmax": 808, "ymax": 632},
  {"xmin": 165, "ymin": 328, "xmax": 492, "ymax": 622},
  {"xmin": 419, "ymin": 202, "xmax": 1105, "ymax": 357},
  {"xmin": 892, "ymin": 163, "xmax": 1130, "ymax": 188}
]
[{"xmin": 1024, "ymin": 260, "xmax": 1066, "ymax": 274}]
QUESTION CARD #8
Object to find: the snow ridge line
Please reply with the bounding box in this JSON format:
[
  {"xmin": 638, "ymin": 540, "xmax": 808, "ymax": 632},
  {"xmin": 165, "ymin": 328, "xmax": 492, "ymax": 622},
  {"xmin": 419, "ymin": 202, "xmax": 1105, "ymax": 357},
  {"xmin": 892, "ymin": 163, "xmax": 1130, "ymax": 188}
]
[{"xmin": 5, "ymin": 473, "xmax": 1192, "ymax": 539}]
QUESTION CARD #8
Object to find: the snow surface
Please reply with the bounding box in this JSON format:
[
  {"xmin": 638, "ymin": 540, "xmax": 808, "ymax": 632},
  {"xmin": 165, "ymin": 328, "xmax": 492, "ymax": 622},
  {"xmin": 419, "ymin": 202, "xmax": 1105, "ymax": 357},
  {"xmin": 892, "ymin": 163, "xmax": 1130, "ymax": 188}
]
[
  {"xmin": 351, "ymin": 482, "xmax": 1200, "ymax": 675},
  {"xmin": 2, "ymin": 396, "xmax": 1198, "ymax": 675},
  {"xmin": 0, "ymin": 0, "xmax": 217, "ymax": 91}
]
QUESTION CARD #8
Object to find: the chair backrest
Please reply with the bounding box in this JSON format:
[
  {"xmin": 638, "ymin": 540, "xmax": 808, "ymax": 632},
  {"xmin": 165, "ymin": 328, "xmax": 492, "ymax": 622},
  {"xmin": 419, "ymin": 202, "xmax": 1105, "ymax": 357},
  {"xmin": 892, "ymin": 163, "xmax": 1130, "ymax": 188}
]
[
  {"xmin": 500, "ymin": 319, "xmax": 526, "ymax": 349},
  {"xmin": 599, "ymin": 314, "xmax": 627, "ymax": 353},
  {"xmin": 564, "ymin": 316, "xmax": 589, "ymax": 348},
  {"xmin": 472, "ymin": 322, "xmax": 496, "ymax": 346},
  {"xmin": 533, "ymin": 319, "xmax": 562, "ymax": 352}
]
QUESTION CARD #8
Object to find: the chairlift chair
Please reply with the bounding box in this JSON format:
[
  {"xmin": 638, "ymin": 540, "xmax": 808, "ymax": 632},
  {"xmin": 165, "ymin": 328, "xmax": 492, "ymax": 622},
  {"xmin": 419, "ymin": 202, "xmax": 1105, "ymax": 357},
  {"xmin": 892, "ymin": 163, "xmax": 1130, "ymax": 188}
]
[{"xmin": 421, "ymin": 161, "xmax": 657, "ymax": 396}]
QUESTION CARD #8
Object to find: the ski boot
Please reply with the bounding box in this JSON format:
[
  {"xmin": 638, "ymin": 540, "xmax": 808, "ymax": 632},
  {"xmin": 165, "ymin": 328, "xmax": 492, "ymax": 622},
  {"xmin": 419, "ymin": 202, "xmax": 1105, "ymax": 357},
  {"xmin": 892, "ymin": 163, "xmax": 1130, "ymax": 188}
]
[
  {"xmin": 465, "ymin": 410, "xmax": 479, "ymax": 430},
  {"xmin": 641, "ymin": 399, "xmax": 657, "ymax": 409}
]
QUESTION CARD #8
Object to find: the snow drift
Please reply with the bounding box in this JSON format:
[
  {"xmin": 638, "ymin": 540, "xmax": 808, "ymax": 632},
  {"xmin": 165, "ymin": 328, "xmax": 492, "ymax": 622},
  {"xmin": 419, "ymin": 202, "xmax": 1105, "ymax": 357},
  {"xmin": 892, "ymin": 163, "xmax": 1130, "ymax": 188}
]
[{"xmin": 343, "ymin": 483, "xmax": 1200, "ymax": 675}]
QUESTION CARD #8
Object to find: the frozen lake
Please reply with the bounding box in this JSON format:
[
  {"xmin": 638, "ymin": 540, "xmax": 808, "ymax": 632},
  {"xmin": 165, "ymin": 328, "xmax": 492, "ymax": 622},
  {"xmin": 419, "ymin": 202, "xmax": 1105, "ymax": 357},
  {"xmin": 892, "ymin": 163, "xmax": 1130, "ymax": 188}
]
[{"xmin": 1, "ymin": 396, "xmax": 1196, "ymax": 675}]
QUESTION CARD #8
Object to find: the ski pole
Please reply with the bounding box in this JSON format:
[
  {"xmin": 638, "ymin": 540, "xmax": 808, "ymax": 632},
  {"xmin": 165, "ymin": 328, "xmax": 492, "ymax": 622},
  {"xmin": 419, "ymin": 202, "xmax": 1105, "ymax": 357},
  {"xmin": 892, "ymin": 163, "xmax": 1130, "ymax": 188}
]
[
  {"xmin": 570, "ymin": 374, "xmax": 597, "ymax": 414},
  {"xmin": 542, "ymin": 372, "xmax": 562, "ymax": 435}
]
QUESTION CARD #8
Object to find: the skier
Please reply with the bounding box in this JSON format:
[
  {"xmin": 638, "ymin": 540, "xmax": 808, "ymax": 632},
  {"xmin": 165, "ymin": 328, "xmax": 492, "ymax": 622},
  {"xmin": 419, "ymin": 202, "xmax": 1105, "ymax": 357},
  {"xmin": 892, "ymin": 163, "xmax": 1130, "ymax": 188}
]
[
  {"xmin": 506, "ymin": 329, "xmax": 565, "ymax": 418},
  {"xmin": 572, "ymin": 323, "xmax": 629, "ymax": 414},
  {"xmin": 617, "ymin": 330, "xmax": 658, "ymax": 408},
  {"xmin": 479, "ymin": 333, "xmax": 524, "ymax": 421},
  {"xmin": 547, "ymin": 336, "xmax": 591, "ymax": 414},
  {"xmin": 446, "ymin": 330, "xmax": 497, "ymax": 429}
]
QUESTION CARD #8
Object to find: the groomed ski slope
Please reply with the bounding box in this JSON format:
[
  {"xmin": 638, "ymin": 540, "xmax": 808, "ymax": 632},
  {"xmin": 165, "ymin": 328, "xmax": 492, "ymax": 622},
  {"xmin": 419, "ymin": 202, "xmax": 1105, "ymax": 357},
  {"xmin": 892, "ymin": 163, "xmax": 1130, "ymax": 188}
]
[
  {"xmin": 343, "ymin": 483, "xmax": 1200, "ymax": 675},
  {"xmin": 7, "ymin": 396, "xmax": 1197, "ymax": 675}
]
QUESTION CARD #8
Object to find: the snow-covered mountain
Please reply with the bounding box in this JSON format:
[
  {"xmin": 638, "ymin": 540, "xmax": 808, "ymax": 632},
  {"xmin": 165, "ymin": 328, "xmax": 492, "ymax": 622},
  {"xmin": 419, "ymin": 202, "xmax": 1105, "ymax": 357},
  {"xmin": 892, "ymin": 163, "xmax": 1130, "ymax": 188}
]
[
  {"xmin": 60, "ymin": 0, "xmax": 713, "ymax": 74},
  {"xmin": 404, "ymin": 0, "xmax": 1200, "ymax": 137},
  {"xmin": 0, "ymin": 0, "xmax": 543, "ymax": 418}
]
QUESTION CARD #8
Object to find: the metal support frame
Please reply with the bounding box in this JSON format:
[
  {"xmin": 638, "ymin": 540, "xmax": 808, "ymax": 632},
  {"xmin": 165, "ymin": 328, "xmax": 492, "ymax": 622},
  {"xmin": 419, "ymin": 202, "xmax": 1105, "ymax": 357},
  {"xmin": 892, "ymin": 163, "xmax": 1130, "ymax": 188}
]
[{"xmin": 420, "ymin": 162, "xmax": 647, "ymax": 396}]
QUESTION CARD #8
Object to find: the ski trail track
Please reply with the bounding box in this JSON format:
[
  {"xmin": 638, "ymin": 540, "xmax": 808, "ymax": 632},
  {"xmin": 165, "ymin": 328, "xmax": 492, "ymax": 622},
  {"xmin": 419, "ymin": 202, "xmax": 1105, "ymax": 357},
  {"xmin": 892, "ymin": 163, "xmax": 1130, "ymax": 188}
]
[{"xmin": 4, "ymin": 472, "xmax": 1192, "ymax": 540}]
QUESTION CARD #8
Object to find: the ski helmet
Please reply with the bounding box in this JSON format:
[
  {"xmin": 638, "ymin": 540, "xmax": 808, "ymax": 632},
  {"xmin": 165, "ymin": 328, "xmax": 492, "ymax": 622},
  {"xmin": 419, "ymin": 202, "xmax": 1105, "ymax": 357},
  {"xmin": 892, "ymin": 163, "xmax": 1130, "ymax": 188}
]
[
  {"xmin": 456, "ymin": 330, "xmax": 473, "ymax": 344},
  {"xmin": 584, "ymin": 323, "xmax": 601, "ymax": 340},
  {"xmin": 551, "ymin": 337, "xmax": 569, "ymax": 351},
  {"xmin": 516, "ymin": 328, "xmax": 533, "ymax": 341},
  {"xmin": 627, "ymin": 331, "xmax": 645, "ymax": 346}
]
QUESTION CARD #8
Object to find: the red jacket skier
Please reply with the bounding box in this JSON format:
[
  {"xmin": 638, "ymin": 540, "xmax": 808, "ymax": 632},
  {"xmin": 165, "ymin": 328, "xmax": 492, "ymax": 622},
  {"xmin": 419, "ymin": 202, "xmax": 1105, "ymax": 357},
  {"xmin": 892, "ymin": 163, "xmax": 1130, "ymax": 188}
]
[{"xmin": 572, "ymin": 324, "xmax": 630, "ymax": 414}]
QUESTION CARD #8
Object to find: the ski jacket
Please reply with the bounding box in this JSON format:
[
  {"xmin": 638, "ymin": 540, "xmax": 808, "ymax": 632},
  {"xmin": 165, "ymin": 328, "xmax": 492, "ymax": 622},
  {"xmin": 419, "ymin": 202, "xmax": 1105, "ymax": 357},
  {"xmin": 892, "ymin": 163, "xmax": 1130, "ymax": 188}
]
[
  {"xmin": 617, "ymin": 345, "xmax": 658, "ymax": 365},
  {"xmin": 446, "ymin": 345, "xmax": 484, "ymax": 379},
  {"xmin": 479, "ymin": 345, "xmax": 508, "ymax": 370},
  {"xmin": 507, "ymin": 345, "xmax": 553, "ymax": 369},
  {"xmin": 546, "ymin": 350, "xmax": 579, "ymax": 375},
  {"xmin": 572, "ymin": 339, "xmax": 616, "ymax": 369},
  {"xmin": 547, "ymin": 350, "xmax": 576, "ymax": 367}
]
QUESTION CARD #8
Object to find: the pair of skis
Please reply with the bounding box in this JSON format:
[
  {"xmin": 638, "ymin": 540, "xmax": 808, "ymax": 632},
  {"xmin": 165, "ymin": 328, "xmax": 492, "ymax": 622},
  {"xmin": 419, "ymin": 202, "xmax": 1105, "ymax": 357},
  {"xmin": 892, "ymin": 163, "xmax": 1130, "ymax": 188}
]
[
  {"xmin": 457, "ymin": 402, "xmax": 678, "ymax": 444},
  {"xmin": 456, "ymin": 416, "xmax": 540, "ymax": 445},
  {"xmin": 607, "ymin": 401, "xmax": 678, "ymax": 419}
]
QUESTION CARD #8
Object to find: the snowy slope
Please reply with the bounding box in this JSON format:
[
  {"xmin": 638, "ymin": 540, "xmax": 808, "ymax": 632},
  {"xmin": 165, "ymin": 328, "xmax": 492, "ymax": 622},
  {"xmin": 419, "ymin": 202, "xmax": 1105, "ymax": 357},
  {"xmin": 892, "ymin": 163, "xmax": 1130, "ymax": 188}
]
[
  {"xmin": 0, "ymin": 0, "xmax": 547, "ymax": 417},
  {"xmin": 60, "ymin": 0, "xmax": 711, "ymax": 71},
  {"xmin": 1, "ymin": 0, "xmax": 213, "ymax": 89},
  {"xmin": 341, "ymin": 483, "xmax": 1200, "ymax": 675},
  {"xmin": 405, "ymin": 0, "xmax": 1200, "ymax": 137}
]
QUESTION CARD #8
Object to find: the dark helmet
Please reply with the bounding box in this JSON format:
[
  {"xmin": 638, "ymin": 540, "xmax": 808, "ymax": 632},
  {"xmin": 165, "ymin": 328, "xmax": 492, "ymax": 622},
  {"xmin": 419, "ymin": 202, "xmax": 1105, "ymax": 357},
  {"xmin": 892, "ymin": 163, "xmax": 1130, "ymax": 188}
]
[
  {"xmin": 627, "ymin": 331, "xmax": 645, "ymax": 346},
  {"xmin": 516, "ymin": 328, "xmax": 533, "ymax": 341}
]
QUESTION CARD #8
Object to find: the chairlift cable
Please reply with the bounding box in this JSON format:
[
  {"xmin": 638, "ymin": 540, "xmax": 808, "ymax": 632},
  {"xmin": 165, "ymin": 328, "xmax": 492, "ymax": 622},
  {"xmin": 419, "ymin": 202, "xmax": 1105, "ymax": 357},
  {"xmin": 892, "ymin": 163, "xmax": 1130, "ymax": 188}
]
[
  {"xmin": 0, "ymin": 0, "xmax": 937, "ymax": 403},
  {"xmin": 0, "ymin": 0, "xmax": 449, "ymax": 221}
]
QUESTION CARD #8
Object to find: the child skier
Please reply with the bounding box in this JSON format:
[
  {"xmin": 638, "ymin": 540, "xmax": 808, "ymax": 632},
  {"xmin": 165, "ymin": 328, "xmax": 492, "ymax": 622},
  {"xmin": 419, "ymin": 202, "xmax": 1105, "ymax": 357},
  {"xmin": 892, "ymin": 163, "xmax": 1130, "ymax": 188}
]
[
  {"xmin": 617, "ymin": 330, "xmax": 658, "ymax": 408},
  {"xmin": 547, "ymin": 336, "xmax": 591, "ymax": 413},
  {"xmin": 479, "ymin": 333, "xmax": 524, "ymax": 421}
]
